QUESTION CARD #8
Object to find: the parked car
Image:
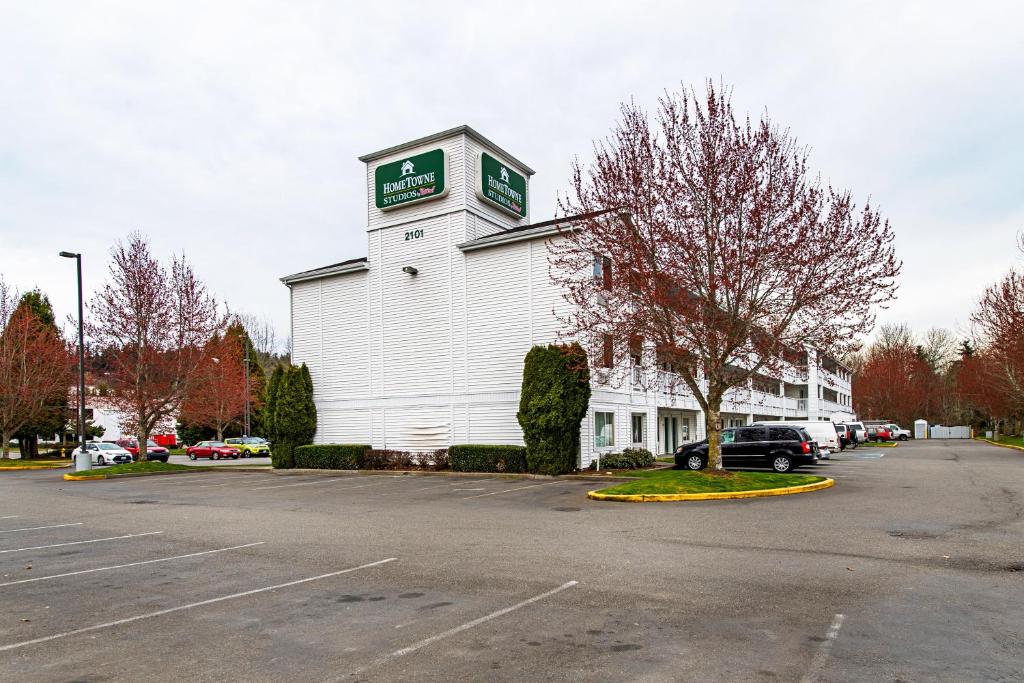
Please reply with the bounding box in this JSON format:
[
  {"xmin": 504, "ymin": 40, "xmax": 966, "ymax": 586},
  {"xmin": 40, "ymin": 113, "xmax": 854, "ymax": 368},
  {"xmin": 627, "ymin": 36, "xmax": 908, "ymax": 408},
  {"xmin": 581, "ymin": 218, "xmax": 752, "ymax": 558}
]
[
  {"xmin": 71, "ymin": 442, "xmax": 133, "ymax": 466},
  {"xmin": 886, "ymin": 424, "xmax": 911, "ymax": 441},
  {"xmin": 834, "ymin": 423, "xmax": 851, "ymax": 450},
  {"xmin": 223, "ymin": 437, "xmax": 271, "ymax": 458},
  {"xmin": 867, "ymin": 425, "xmax": 892, "ymax": 442},
  {"xmin": 185, "ymin": 441, "xmax": 242, "ymax": 460},
  {"xmin": 116, "ymin": 438, "xmax": 170, "ymax": 463},
  {"xmin": 752, "ymin": 420, "xmax": 839, "ymax": 458},
  {"xmin": 675, "ymin": 425, "xmax": 819, "ymax": 473}
]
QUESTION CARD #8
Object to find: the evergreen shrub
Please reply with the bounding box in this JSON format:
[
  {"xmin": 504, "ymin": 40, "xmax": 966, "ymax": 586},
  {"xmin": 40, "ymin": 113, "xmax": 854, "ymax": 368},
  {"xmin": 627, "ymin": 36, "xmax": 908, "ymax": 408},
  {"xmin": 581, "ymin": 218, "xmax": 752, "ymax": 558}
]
[
  {"xmin": 449, "ymin": 445, "xmax": 528, "ymax": 473},
  {"xmin": 293, "ymin": 444, "xmax": 369, "ymax": 469},
  {"xmin": 517, "ymin": 343, "xmax": 591, "ymax": 475}
]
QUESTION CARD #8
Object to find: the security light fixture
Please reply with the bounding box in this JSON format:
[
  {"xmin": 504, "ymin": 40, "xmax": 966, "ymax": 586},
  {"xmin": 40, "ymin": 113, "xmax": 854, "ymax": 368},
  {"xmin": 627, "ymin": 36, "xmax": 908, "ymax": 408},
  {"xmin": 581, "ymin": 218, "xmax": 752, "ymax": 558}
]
[{"xmin": 402, "ymin": 266, "xmax": 418, "ymax": 275}]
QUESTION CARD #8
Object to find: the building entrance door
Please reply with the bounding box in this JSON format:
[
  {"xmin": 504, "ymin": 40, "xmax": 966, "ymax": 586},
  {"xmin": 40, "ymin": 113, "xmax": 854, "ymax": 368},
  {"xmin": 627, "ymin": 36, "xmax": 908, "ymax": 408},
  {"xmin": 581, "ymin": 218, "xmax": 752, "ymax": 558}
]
[{"xmin": 663, "ymin": 416, "xmax": 678, "ymax": 454}]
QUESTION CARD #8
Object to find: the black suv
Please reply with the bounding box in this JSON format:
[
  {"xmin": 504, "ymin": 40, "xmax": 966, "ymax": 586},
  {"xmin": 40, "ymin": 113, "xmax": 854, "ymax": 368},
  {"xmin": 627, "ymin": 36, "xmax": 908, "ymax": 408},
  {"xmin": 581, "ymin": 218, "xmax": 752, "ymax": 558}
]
[{"xmin": 675, "ymin": 425, "xmax": 819, "ymax": 473}]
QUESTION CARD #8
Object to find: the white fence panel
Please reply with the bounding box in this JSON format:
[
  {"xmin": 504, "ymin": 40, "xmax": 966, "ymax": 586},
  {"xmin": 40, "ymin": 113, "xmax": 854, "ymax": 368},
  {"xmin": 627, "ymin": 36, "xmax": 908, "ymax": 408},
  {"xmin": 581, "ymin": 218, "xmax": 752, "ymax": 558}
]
[{"xmin": 929, "ymin": 425, "xmax": 971, "ymax": 439}]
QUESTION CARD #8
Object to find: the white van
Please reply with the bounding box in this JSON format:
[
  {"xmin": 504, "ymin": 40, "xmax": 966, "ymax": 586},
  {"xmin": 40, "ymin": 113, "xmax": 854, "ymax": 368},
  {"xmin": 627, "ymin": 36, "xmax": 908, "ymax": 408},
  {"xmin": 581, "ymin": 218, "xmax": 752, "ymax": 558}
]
[{"xmin": 753, "ymin": 420, "xmax": 840, "ymax": 458}]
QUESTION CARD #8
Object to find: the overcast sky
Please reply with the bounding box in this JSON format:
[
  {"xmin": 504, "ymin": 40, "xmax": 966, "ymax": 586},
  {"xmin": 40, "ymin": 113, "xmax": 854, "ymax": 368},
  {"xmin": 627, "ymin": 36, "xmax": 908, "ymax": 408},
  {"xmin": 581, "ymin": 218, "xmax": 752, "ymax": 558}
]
[{"xmin": 2, "ymin": 1, "xmax": 1022, "ymax": 350}]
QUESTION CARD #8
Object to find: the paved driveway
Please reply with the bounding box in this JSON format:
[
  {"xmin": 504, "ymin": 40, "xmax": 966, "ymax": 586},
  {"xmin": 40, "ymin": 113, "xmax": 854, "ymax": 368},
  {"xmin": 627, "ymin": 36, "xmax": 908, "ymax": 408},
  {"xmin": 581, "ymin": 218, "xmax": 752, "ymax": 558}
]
[{"xmin": 1, "ymin": 439, "xmax": 1022, "ymax": 681}]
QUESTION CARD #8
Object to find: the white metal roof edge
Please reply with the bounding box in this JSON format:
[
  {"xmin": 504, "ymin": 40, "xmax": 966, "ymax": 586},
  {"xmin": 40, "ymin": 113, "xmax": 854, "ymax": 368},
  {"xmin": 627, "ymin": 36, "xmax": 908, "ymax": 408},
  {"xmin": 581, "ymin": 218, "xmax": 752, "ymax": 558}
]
[
  {"xmin": 280, "ymin": 260, "xmax": 369, "ymax": 285},
  {"xmin": 457, "ymin": 223, "xmax": 577, "ymax": 252},
  {"xmin": 358, "ymin": 125, "xmax": 536, "ymax": 176}
]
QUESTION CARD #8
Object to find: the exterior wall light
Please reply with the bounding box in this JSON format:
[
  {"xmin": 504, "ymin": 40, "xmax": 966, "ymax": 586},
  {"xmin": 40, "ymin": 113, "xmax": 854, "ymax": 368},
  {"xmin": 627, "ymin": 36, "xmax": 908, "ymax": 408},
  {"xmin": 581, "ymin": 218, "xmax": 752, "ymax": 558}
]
[{"xmin": 402, "ymin": 266, "xmax": 418, "ymax": 275}]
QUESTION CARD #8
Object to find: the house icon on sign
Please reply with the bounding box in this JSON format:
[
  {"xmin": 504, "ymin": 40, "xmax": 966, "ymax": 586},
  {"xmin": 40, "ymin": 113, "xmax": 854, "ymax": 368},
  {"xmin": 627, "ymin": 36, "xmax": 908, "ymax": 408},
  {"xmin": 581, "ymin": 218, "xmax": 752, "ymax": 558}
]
[
  {"xmin": 400, "ymin": 160, "xmax": 415, "ymax": 177},
  {"xmin": 499, "ymin": 167, "xmax": 510, "ymax": 183}
]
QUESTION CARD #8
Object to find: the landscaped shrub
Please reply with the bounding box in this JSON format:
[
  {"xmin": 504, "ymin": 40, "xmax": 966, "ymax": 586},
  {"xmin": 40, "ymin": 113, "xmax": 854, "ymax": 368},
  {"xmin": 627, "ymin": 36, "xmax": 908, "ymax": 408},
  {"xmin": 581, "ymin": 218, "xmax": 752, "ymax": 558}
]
[
  {"xmin": 589, "ymin": 447, "xmax": 655, "ymax": 470},
  {"xmin": 449, "ymin": 445, "xmax": 528, "ymax": 473},
  {"xmin": 430, "ymin": 448, "xmax": 449, "ymax": 470},
  {"xmin": 517, "ymin": 343, "xmax": 591, "ymax": 475},
  {"xmin": 359, "ymin": 449, "xmax": 414, "ymax": 470},
  {"xmin": 293, "ymin": 444, "xmax": 369, "ymax": 470},
  {"xmin": 270, "ymin": 364, "xmax": 318, "ymax": 469}
]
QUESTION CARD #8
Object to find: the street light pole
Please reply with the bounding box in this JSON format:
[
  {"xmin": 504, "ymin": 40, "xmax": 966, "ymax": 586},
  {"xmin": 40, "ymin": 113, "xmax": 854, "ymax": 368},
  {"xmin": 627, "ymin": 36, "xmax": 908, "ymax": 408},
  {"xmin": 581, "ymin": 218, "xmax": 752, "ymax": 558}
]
[
  {"xmin": 59, "ymin": 251, "xmax": 89, "ymax": 472},
  {"xmin": 244, "ymin": 348, "xmax": 250, "ymax": 437}
]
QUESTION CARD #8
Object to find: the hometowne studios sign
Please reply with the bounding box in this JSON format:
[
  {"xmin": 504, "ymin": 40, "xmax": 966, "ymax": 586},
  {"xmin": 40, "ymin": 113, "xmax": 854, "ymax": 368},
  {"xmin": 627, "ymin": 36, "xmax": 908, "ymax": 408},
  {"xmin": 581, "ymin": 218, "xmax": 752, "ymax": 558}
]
[
  {"xmin": 475, "ymin": 152, "xmax": 527, "ymax": 218},
  {"xmin": 375, "ymin": 148, "xmax": 449, "ymax": 210},
  {"xmin": 374, "ymin": 147, "xmax": 526, "ymax": 218}
]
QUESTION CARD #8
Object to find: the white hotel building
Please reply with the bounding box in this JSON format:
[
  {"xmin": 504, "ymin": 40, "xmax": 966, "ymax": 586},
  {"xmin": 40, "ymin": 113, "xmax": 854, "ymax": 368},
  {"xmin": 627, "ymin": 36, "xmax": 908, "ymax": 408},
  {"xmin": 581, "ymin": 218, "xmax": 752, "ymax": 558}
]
[{"xmin": 282, "ymin": 126, "xmax": 855, "ymax": 467}]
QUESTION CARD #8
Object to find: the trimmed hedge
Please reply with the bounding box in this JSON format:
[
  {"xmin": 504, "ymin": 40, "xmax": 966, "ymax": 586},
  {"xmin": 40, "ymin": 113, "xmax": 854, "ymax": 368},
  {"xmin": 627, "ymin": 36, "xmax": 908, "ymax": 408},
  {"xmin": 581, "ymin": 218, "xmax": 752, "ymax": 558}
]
[
  {"xmin": 292, "ymin": 444, "xmax": 369, "ymax": 470},
  {"xmin": 449, "ymin": 444, "xmax": 528, "ymax": 473},
  {"xmin": 589, "ymin": 447, "xmax": 656, "ymax": 470}
]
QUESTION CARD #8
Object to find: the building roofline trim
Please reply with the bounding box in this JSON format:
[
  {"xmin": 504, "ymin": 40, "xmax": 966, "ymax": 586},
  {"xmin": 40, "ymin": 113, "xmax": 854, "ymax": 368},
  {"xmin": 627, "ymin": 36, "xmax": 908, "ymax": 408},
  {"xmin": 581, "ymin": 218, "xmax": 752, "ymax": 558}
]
[
  {"xmin": 457, "ymin": 223, "xmax": 576, "ymax": 252},
  {"xmin": 280, "ymin": 258, "xmax": 369, "ymax": 285},
  {"xmin": 357, "ymin": 125, "xmax": 536, "ymax": 175}
]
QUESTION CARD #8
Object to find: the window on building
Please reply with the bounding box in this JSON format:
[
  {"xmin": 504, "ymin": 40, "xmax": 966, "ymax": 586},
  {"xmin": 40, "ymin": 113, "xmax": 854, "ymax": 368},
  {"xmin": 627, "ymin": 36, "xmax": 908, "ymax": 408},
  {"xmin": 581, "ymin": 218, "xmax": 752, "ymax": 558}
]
[
  {"xmin": 601, "ymin": 334, "xmax": 614, "ymax": 368},
  {"xmin": 595, "ymin": 412, "xmax": 615, "ymax": 448},
  {"xmin": 593, "ymin": 255, "xmax": 612, "ymax": 290},
  {"xmin": 631, "ymin": 414, "xmax": 645, "ymax": 445}
]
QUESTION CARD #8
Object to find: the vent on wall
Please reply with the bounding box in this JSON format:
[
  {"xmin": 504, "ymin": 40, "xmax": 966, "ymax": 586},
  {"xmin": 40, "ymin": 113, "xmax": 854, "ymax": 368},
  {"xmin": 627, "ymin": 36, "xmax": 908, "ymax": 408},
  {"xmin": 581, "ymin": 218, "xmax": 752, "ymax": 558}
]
[{"xmin": 404, "ymin": 423, "xmax": 452, "ymax": 450}]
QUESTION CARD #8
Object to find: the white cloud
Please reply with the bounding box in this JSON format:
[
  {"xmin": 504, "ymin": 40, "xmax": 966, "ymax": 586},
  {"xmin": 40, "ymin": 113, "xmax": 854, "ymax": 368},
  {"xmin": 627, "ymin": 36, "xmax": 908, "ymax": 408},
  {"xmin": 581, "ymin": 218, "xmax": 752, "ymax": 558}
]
[{"xmin": 1, "ymin": 0, "xmax": 1021, "ymax": 346}]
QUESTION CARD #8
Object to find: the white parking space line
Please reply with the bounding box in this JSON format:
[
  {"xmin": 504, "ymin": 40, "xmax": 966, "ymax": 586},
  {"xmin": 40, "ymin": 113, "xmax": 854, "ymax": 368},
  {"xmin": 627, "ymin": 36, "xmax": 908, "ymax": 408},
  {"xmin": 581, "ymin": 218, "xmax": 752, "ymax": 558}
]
[
  {"xmin": 0, "ymin": 557, "xmax": 397, "ymax": 652},
  {"xmin": 462, "ymin": 481, "xmax": 566, "ymax": 499},
  {"xmin": 0, "ymin": 523, "xmax": 84, "ymax": 535},
  {"xmin": 0, "ymin": 542, "xmax": 265, "ymax": 588},
  {"xmin": 800, "ymin": 613, "xmax": 846, "ymax": 683},
  {"xmin": 0, "ymin": 531, "xmax": 162, "ymax": 555},
  {"xmin": 251, "ymin": 476, "xmax": 402, "ymax": 492},
  {"xmin": 410, "ymin": 478, "xmax": 494, "ymax": 492},
  {"xmin": 251, "ymin": 477, "xmax": 352, "ymax": 491},
  {"xmin": 0, "ymin": 515, "xmax": 19, "ymax": 520},
  {"xmin": 350, "ymin": 580, "xmax": 578, "ymax": 677}
]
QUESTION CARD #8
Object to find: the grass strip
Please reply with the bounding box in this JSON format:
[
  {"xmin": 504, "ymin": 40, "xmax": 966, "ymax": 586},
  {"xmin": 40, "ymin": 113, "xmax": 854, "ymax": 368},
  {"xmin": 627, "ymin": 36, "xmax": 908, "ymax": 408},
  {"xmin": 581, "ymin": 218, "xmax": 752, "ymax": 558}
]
[
  {"xmin": 594, "ymin": 468, "xmax": 825, "ymax": 496},
  {"xmin": 66, "ymin": 462, "xmax": 212, "ymax": 478},
  {"xmin": 0, "ymin": 459, "xmax": 71, "ymax": 468}
]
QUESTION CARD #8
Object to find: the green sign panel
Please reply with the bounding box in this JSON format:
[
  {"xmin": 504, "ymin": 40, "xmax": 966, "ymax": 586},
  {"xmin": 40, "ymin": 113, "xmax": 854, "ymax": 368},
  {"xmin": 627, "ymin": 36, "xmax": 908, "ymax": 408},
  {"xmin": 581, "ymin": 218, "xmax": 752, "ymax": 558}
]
[
  {"xmin": 476, "ymin": 152, "xmax": 527, "ymax": 218},
  {"xmin": 375, "ymin": 148, "xmax": 448, "ymax": 210}
]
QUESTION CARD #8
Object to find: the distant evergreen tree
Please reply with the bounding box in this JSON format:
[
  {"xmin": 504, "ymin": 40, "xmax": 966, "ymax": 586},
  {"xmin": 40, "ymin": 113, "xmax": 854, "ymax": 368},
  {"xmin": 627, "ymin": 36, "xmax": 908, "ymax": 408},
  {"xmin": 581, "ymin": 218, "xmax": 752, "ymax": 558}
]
[
  {"xmin": 13, "ymin": 290, "xmax": 66, "ymax": 457},
  {"xmin": 225, "ymin": 322, "xmax": 267, "ymax": 435}
]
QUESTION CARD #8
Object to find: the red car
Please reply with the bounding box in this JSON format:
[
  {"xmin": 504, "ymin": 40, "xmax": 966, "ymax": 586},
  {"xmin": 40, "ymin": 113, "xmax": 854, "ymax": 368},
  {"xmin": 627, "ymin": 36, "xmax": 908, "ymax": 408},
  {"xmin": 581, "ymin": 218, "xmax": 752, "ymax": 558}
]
[
  {"xmin": 185, "ymin": 440, "xmax": 242, "ymax": 460},
  {"xmin": 868, "ymin": 426, "xmax": 892, "ymax": 442},
  {"xmin": 116, "ymin": 438, "xmax": 170, "ymax": 462}
]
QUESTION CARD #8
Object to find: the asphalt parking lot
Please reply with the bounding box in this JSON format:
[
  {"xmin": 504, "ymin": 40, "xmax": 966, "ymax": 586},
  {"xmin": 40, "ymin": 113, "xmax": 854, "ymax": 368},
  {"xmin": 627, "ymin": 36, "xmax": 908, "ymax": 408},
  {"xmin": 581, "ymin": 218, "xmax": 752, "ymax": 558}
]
[{"xmin": 1, "ymin": 439, "xmax": 1022, "ymax": 681}]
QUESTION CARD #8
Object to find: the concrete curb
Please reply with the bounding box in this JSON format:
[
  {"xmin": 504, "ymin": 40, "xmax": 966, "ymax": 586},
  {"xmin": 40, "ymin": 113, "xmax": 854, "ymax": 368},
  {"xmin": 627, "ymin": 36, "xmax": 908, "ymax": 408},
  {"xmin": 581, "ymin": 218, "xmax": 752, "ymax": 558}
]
[
  {"xmin": 587, "ymin": 477, "xmax": 835, "ymax": 502},
  {"xmin": 2, "ymin": 463, "xmax": 72, "ymax": 471},
  {"xmin": 273, "ymin": 468, "xmax": 636, "ymax": 482},
  {"xmin": 978, "ymin": 438, "xmax": 1024, "ymax": 453}
]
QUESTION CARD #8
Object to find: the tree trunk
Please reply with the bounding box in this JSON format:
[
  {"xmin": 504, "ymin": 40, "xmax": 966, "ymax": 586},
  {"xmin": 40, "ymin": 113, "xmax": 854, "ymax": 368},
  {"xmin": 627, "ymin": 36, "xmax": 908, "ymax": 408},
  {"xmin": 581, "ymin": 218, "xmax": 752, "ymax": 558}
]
[
  {"xmin": 137, "ymin": 429, "xmax": 149, "ymax": 461},
  {"xmin": 1, "ymin": 430, "xmax": 10, "ymax": 458},
  {"xmin": 216, "ymin": 425, "xmax": 223, "ymax": 442},
  {"xmin": 993, "ymin": 416, "xmax": 1000, "ymax": 442},
  {"xmin": 705, "ymin": 403, "xmax": 724, "ymax": 471}
]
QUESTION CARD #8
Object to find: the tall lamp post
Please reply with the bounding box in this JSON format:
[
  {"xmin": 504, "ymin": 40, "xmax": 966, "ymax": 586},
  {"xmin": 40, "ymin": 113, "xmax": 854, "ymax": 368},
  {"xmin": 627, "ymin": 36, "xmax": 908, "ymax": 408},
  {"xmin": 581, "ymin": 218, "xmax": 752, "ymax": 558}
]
[
  {"xmin": 59, "ymin": 251, "xmax": 90, "ymax": 472},
  {"xmin": 243, "ymin": 348, "xmax": 250, "ymax": 437}
]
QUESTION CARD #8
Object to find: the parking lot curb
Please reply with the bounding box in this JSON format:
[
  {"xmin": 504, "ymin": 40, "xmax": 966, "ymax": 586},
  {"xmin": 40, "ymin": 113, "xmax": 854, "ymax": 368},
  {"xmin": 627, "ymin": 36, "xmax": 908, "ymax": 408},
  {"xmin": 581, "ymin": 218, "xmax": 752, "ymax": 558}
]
[
  {"xmin": 978, "ymin": 438, "xmax": 1024, "ymax": 453},
  {"xmin": 586, "ymin": 477, "xmax": 835, "ymax": 502},
  {"xmin": 1, "ymin": 463, "xmax": 72, "ymax": 471},
  {"xmin": 63, "ymin": 470, "xmax": 216, "ymax": 481},
  {"xmin": 272, "ymin": 468, "xmax": 636, "ymax": 482}
]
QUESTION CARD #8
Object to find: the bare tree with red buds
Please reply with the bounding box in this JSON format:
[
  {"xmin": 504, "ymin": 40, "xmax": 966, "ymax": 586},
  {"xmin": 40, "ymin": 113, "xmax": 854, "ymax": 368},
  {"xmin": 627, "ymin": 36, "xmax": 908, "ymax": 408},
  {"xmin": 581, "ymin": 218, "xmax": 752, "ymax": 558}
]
[
  {"xmin": 88, "ymin": 234, "xmax": 228, "ymax": 460},
  {"xmin": 551, "ymin": 82, "xmax": 900, "ymax": 470}
]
